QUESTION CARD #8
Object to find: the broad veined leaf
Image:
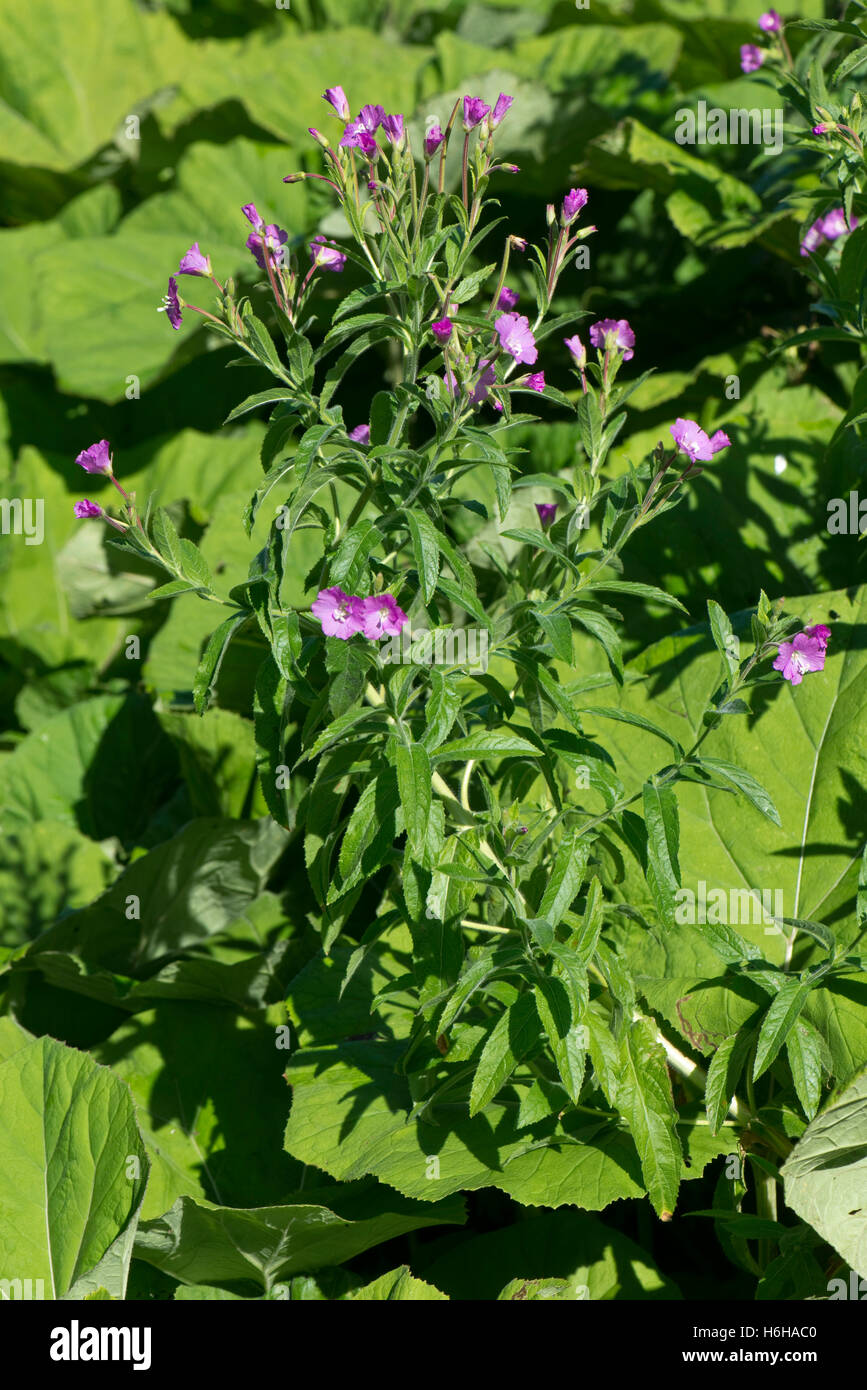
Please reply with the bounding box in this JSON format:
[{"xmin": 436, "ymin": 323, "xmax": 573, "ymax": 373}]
[
  {"xmin": 0, "ymin": 1036, "xmax": 148, "ymax": 1298},
  {"xmin": 782, "ymin": 1067, "xmax": 867, "ymax": 1280},
  {"xmin": 284, "ymin": 1038, "xmax": 737, "ymax": 1209},
  {"xmin": 134, "ymin": 1190, "xmax": 464, "ymax": 1292}
]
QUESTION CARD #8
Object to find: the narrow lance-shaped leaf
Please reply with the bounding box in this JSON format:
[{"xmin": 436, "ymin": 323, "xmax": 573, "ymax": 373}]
[
  {"xmin": 707, "ymin": 599, "xmax": 739, "ymax": 682},
  {"xmin": 786, "ymin": 1018, "xmax": 825, "ymax": 1121},
  {"xmin": 643, "ymin": 781, "xmax": 681, "ymax": 929},
  {"xmin": 469, "ymin": 992, "xmax": 541, "ymax": 1117},
  {"xmin": 705, "ymin": 1028, "xmax": 755, "ymax": 1135},
  {"xmin": 698, "ymin": 757, "xmax": 781, "ymax": 826},
  {"xmin": 395, "ymin": 741, "xmax": 432, "ymax": 857},
  {"xmin": 617, "ymin": 1018, "xmax": 683, "ymax": 1219},
  {"xmin": 533, "ymin": 976, "xmax": 586, "ymax": 1105},
  {"xmin": 538, "ymin": 832, "xmax": 589, "ymax": 932},
  {"xmin": 753, "ymin": 976, "xmax": 815, "ymax": 1081},
  {"xmin": 406, "ymin": 511, "xmax": 441, "ymax": 605}
]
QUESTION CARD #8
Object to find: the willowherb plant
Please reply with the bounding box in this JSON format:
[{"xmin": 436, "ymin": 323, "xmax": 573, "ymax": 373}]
[
  {"xmin": 742, "ymin": 4, "xmax": 865, "ymax": 357},
  {"xmin": 70, "ymin": 84, "xmax": 843, "ymax": 1223}
]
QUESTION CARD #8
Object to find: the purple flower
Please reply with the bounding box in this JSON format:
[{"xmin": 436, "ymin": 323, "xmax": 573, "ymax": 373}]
[
  {"xmin": 800, "ymin": 208, "xmax": 858, "ymax": 257},
  {"xmin": 564, "ymin": 334, "xmax": 586, "ymax": 367},
  {"xmin": 498, "ymin": 286, "xmax": 519, "ymax": 311},
  {"xmin": 158, "ymin": 276, "xmax": 183, "ymax": 330},
  {"xmin": 432, "ymin": 318, "xmax": 453, "ymax": 342},
  {"xmin": 360, "ymin": 593, "xmax": 408, "ymax": 640},
  {"xmin": 535, "ymin": 503, "xmax": 557, "ymax": 528},
  {"xmin": 821, "ymin": 208, "xmax": 858, "ymax": 241},
  {"xmin": 804, "ymin": 623, "xmax": 831, "ymax": 649},
  {"xmin": 495, "ymin": 312, "xmax": 538, "ymax": 365},
  {"xmin": 773, "ymin": 631, "xmax": 828, "ymax": 686},
  {"xmin": 490, "ymin": 93, "xmax": 514, "ymax": 129},
  {"xmin": 812, "ymin": 123, "xmax": 831, "ymax": 135},
  {"xmin": 463, "ymin": 96, "xmax": 491, "ymax": 131},
  {"xmin": 359, "ymin": 104, "xmax": 386, "ymax": 133},
  {"xmin": 177, "ymin": 242, "xmax": 211, "ymax": 277},
  {"xmin": 349, "ymin": 424, "xmax": 370, "ymax": 444},
  {"xmin": 340, "ymin": 122, "xmax": 377, "ymax": 155},
  {"xmin": 589, "ymin": 318, "xmax": 635, "ymax": 361},
  {"xmin": 242, "ymin": 204, "xmax": 262, "ymax": 229},
  {"xmin": 75, "ymin": 439, "xmax": 112, "ymax": 474},
  {"xmin": 799, "ymin": 218, "xmax": 825, "ymax": 257},
  {"xmin": 525, "ymin": 372, "xmax": 545, "ymax": 393},
  {"xmin": 740, "ymin": 44, "xmax": 765, "ymax": 74},
  {"xmin": 322, "ymin": 86, "xmax": 350, "ymax": 120},
  {"xmin": 470, "ymin": 359, "xmax": 497, "ymax": 405},
  {"xmin": 562, "ymin": 187, "xmax": 589, "ymax": 224},
  {"xmin": 381, "ymin": 113, "xmax": 405, "ymax": 146},
  {"xmin": 669, "ymin": 418, "xmax": 731, "ymax": 463},
  {"xmin": 424, "ymin": 124, "xmax": 445, "ymax": 159},
  {"xmin": 509, "ymin": 235, "xmax": 528, "ymax": 252},
  {"xmin": 247, "ymin": 225, "xmax": 288, "ymax": 271},
  {"xmin": 309, "ymin": 235, "xmax": 347, "ymax": 272},
  {"xmin": 74, "ymin": 499, "xmax": 103, "ymax": 519},
  {"xmin": 311, "ymin": 586, "xmax": 364, "ymax": 639},
  {"xmin": 758, "ymin": 10, "xmax": 781, "ymax": 32}
]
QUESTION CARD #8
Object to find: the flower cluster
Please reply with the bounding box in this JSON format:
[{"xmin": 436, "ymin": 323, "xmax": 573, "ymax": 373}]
[
  {"xmin": 71, "ymin": 439, "xmax": 130, "ymax": 530},
  {"xmin": 311, "ymin": 586, "xmax": 408, "ymax": 641},
  {"xmin": 799, "ymin": 207, "xmax": 860, "ymax": 258},
  {"xmin": 773, "ymin": 624, "xmax": 831, "ymax": 686},
  {"xmin": 740, "ymin": 10, "xmax": 784, "ymax": 73}
]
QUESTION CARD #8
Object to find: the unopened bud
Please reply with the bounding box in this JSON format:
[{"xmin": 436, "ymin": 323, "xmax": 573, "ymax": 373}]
[
  {"xmin": 546, "ymin": 203, "xmax": 557, "ymax": 227},
  {"xmin": 308, "ymin": 127, "xmax": 330, "ymax": 148}
]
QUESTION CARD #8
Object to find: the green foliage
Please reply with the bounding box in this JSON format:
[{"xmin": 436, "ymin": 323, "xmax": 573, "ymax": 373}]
[{"xmin": 0, "ymin": 0, "xmax": 865, "ymax": 1306}]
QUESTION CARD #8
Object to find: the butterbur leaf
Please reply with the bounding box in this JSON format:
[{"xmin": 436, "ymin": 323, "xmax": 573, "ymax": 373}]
[
  {"xmin": 782, "ymin": 1067, "xmax": 867, "ymax": 1280},
  {"xmin": 0, "ymin": 1036, "xmax": 149, "ymax": 1298},
  {"xmin": 134, "ymin": 1194, "xmax": 463, "ymax": 1292}
]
